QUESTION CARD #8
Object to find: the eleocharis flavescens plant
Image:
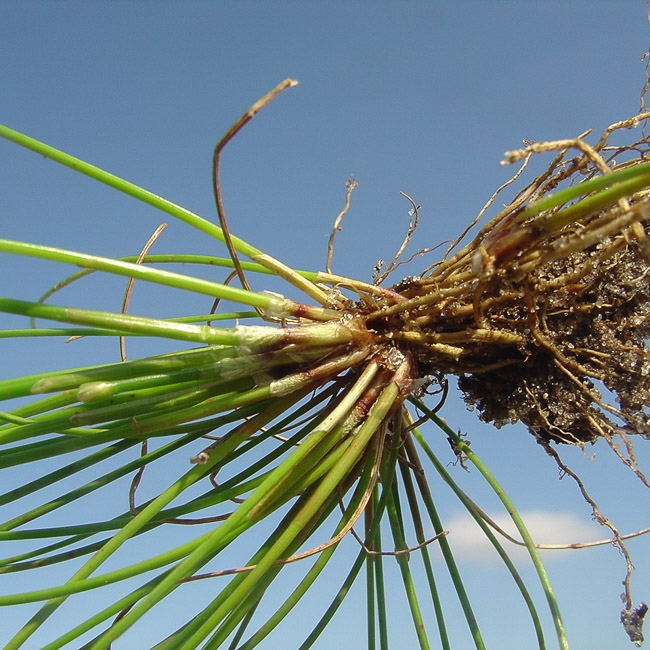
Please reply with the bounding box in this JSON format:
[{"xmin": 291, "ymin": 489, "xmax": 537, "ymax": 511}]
[{"xmin": 1, "ymin": 79, "xmax": 650, "ymax": 649}]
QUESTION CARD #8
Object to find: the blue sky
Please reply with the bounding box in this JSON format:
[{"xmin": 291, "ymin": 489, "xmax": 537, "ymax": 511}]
[{"xmin": 1, "ymin": 2, "xmax": 650, "ymax": 649}]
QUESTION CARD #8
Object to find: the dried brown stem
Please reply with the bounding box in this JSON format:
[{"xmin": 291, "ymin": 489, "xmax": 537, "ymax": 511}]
[
  {"xmin": 212, "ymin": 79, "xmax": 299, "ymax": 316},
  {"xmin": 326, "ymin": 175, "xmax": 357, "ymax": 275}
]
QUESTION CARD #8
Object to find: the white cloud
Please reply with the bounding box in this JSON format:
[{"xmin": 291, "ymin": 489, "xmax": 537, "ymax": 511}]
[{"xmin": 439, "ymin": 509, "xmax": 604, "ymax": 565}]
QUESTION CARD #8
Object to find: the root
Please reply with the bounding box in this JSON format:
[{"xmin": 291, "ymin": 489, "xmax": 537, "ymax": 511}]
[{"xmin": 352, "ymin": 112, "xmax": 650, "ymax": 451}]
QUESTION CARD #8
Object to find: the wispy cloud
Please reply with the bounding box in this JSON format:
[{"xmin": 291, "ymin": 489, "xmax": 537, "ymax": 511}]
[{"xmin": 438, "ymin": 510, "xmax": 604, "ymax": 565}]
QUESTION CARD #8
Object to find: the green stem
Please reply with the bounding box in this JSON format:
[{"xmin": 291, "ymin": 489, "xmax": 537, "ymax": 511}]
[
  {"xmin": 295, "ymin": 416, "xmax": 402, "ymax": 650},
  {"xmin": 0, "ymin": 297, "xmax": 261, "ymax": 344},
  {"xmin": 516, "ymin": 159, "xmax": 650, "ymax": 223},
  {"xmin": 0, "ymin": 432, "xmax": 200, "ymax": 531},
  {"xmin": 236, "ymin": 441, "xmax": 380, "ymax": 650},
  {"xmin": 540, "ymin": 171, "xmax": 650, "ymax": 233},
  {"xmin": 37, "ymin": 573, "xmax": 170, "ymax": 650},
  {"xmin": 0, "ymin": 238, "xmax": 279, "ymax": 309},
  {"xmin": 403, "ymin": 413, "xmax": 485, "ymax": 650},
  {"xmin": 404, "ymin": 432, "xmax": 544, "ymax": 649},
  {"xmin": 2, "ymin": 394, "xmax": 303, "ymax": 650},
  {"xmin": 0, "ymin": 439, "xmax": 132, "ymax": 510},
  {"xmin": 0, "ymin": 532, "xmax": 209, "ymax": 605},
  {"xmin": 385, "ymin": 478, "xmax": 430, "ymax": 650},
  {"xmin": 0, "ymin": 124, "xmax": 254, "ymax": 252},
  {"xmin": 411, "ymin": 397, "xmax": 567, "ymax": 650},
  {"xmin": 399, "ymin": 443, "xmax": 450, "ymax": 650},
  {"xmin": 132, "ymin": 381, "xmax": 400, "ymax": 650}
]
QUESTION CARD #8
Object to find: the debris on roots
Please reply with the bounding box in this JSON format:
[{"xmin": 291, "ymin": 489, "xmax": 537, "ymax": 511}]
[{"xmin": 363, "ymin": 112, "xmax": 650, "ymax": 448}]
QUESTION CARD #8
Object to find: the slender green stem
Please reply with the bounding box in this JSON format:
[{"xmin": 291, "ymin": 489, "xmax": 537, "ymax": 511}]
[
  {"xmin": 0, "ymin": 239, "xmax": 282, "ymax": 309},
  {"xmin": 227, "ymin": 600, "xmax": 262, "ymax": 650},
  {"xmin": 0, "ymin": 344, "xmax": 234, "ymax": 401},
  {"xmin": 0, "ymin": 315, "xmax": 258, "ymax": 339},
  {"xmin": 0, "ymin": 297, "xmax": 260, "ymax": 344},
  {"xmin": 0, "ymin": 532, "xmax": 209, "ymax": 605},
  {"xmin": 244, "ymin": 360, "xmax": 379, "ymax": 521},
  {"xmin": 159, "ymin": 487, "xmax": 337, "ymax": 650},
  {"xmin": 0, "ymin": 439, "xmax": 131, "ymax": 509},
  {"xmin": 373, "ymin": 501, "xmax": 388, "ymax": 650},
  {"xmin": 0, "ymin": 399, "xmax": 262, "ymax": 470},
  {"xmin": 236, "ymin": 440, "xmax": 380, "ymax": 650},
  {"xmin": 540, "ymin": 171, "xmax": 650, "ymax": 233},
  {"xmin": 29, "ymin": 345, "xmax": 239, "ymax": 394},
  {"xmin": 403, "ymin": 409, "xmax": 485, "ymax": 650},
  {"xmin": 2, "ymin": 395, "xmax": 313, "ymax": 571},
  {"xmin": 0, "ymin": 379, "xmax": 245, "ymax": 444},
  {"xmin": 295, "ymin": 414, "xmax": 402, "ymax": 650},
  {"xmin": 366, "ymin": 518, "xmax": 376, "ymax": 650},
  {"xmin": 516, "ymin": 159, "xmax": 650, "ymax": 223},
  {"xmin": 0, "ymin": 124, "xmax": 253, "ymax": 252},
  {"xmin": 411, "ymin": 397, "xmax": 567, "ymax": 650},
  {"xmin": 385, "ymin": 478, "xmax": 430, "ymax": 650},
  {"xmin": 1, "ymin": 534, "xmax": 97, "ymax": 572},
  {"xmin": 0, "ymin": 432, "xmax": 200, "ymax": 531},
  {"xmin": 3, "ymin": 393, "xmax": 303, "ymax": 650},
  {"xmin": 404, "ymin": 432, "xmax": 544, "ymax": 650},
  {"xmin": 0, "ymin": 328, "xmax": 140, "ymax": 338},
  {"xmin": 143, "ymin": 382, "xmax": 400, "ymax": 650},
  {"xmin": 368, "ymin": 486, "xmax": 389, "ymax": 650},
  {"xmin": 36, "ymin": 573, "xmax": 170, "ymax": 650},
  {"xmin": 399, "ymin": 443, "xmax": 450, "ymax": 650}
]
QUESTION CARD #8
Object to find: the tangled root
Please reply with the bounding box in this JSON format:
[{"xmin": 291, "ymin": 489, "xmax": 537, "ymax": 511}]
[
  {"xmin": 365, "ymin": 112, "xmax": 650, "ymax": 447},
  {"xmin": 457, "ymin": 209, "xmax": 650, "ymax": 445}
]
